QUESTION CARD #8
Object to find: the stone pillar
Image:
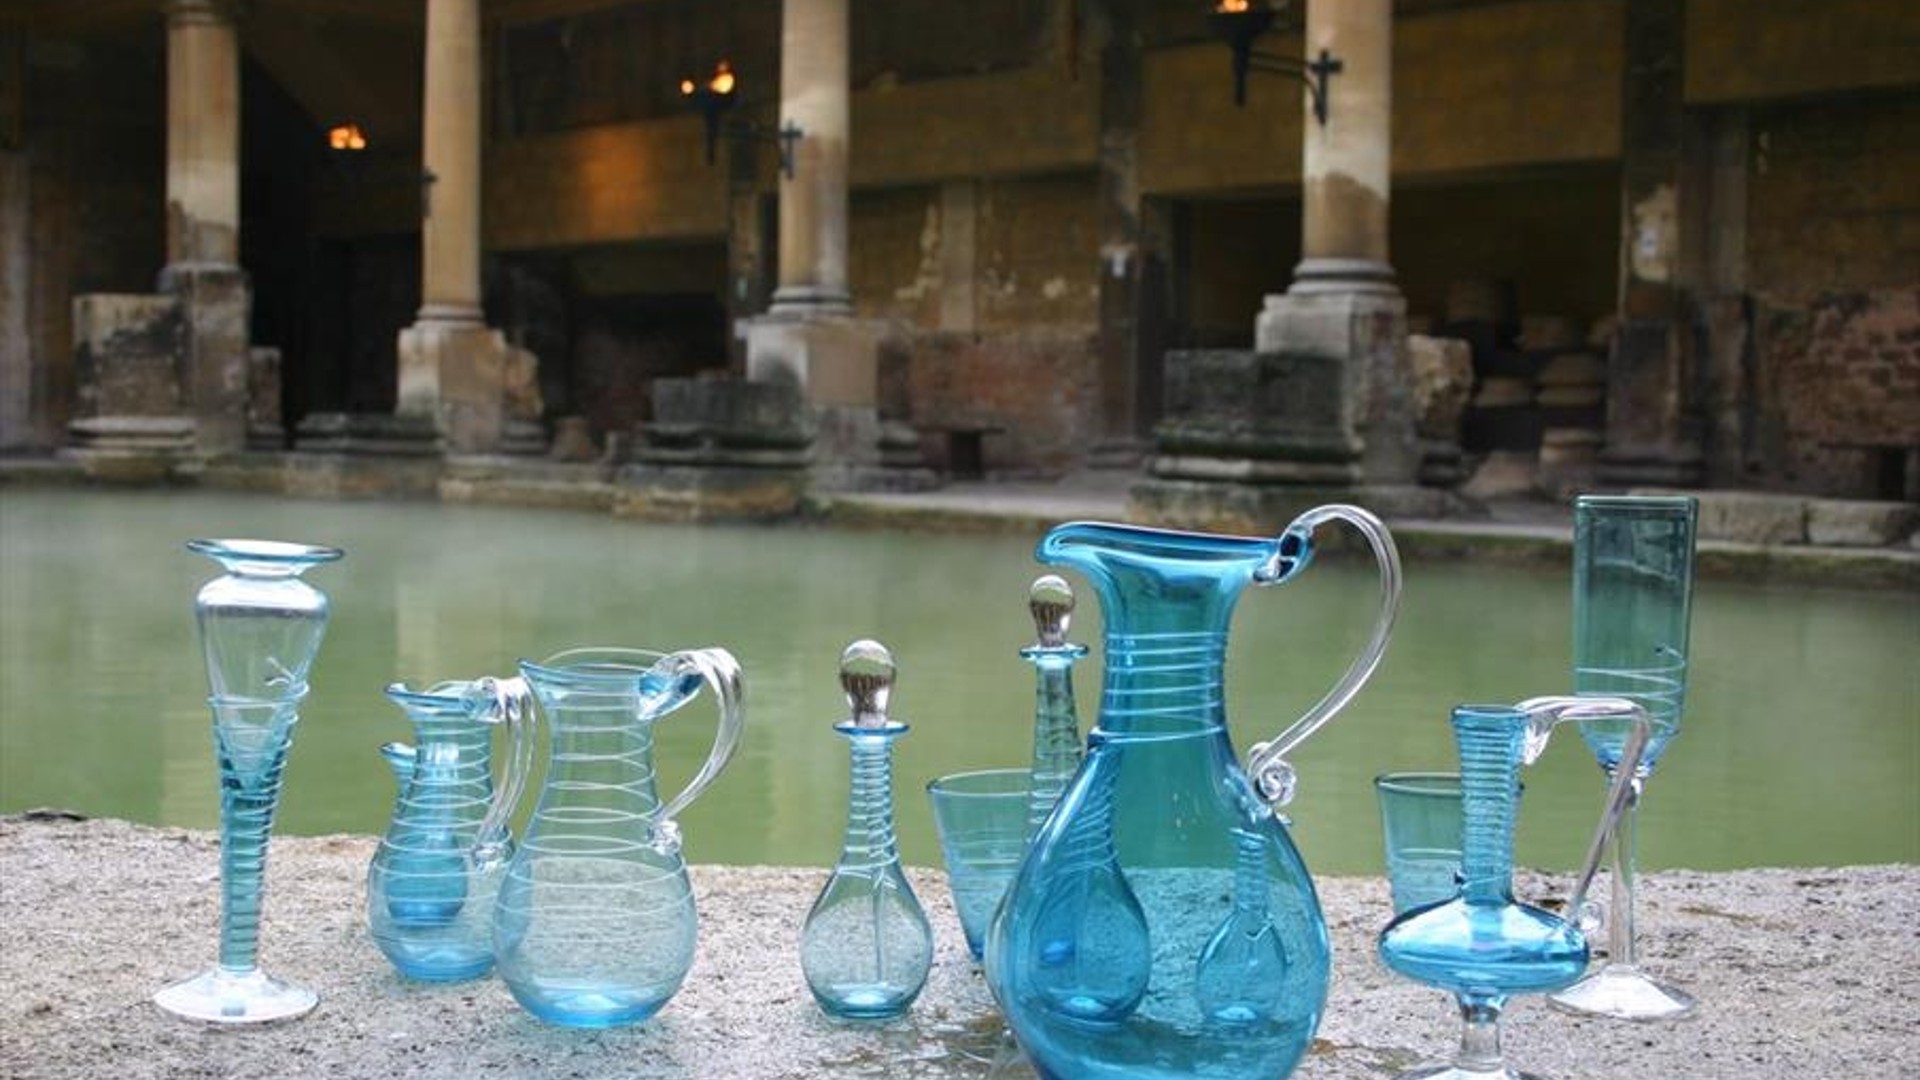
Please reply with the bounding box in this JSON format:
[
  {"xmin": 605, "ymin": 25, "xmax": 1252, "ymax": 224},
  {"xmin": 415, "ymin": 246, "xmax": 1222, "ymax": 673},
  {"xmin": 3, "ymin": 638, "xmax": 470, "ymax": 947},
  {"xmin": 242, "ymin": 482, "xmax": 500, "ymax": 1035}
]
[
  {"xmin": 1598, "ymin": 0, "xmax": 1703, "ymax": 486},
  {"xmin": 739, "ymin": 0, "xmax": 922, "ymax": 491},
  {"xmin": 1247, "ymin": 0, "xmax": 1418, "ymax": 488},
  {"xmin": 1092, "ymin": 0, "xmax": 1151, "ymax": 463},
  {"xmin": 159, "ymin": 0, "xmax": 248, "ymax": 456},
  {"xmin": 769, "ymin": 0, "xmax": 850, "ymax": 317},
  {"xmin": 1289, "ymin": 0, "xmax": 1393, "ymax": 296},
  {"xmin": 163, "ymin": 0, "xmax": 239, "ymax": 268},
  {"xmin": 396, "ymin": 0, "xmax": 537, "ymax": 455}
]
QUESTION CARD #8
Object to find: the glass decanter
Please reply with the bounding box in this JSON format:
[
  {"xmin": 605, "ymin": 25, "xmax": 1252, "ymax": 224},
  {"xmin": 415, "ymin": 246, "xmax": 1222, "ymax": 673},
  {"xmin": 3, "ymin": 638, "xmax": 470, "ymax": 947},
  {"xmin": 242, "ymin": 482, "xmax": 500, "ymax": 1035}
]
[
  {"xmin": 1378, "ymin": 698, "xmax": 1650, "ymax": 1080},
  {"xmin": 801, "ymin": 641, "xmax": 934, "ymax": 1020},
  {"xmin": 1022, "ymin": 574, "xmax": 1087, "ymax": 839},
  {"xmin": 985, "ymin": 508, "xmax": 1402, "ymax": 1080},
  {"xmin": 492, "ymin": 646, "xmax": 745, "ymax": 1028},
  {"xmin": 1551, "ymin": 494, "xmax": 1699, "ymax": 1021},
  {"xmin": 155, "ymin": 538, "xmax": 342, "ymax": 1024},
  {"xmin": 367, "ymin": 678, "xmax": 532, "ymax": 982}
]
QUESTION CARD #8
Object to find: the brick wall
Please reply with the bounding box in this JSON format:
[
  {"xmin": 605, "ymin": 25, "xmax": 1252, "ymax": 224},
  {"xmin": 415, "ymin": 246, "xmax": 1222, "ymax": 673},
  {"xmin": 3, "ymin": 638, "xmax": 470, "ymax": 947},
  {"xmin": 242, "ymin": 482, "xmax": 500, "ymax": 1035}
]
[{"xmin": 1743, "ymin": 95, "xmax": 1920, "ymax": 495}]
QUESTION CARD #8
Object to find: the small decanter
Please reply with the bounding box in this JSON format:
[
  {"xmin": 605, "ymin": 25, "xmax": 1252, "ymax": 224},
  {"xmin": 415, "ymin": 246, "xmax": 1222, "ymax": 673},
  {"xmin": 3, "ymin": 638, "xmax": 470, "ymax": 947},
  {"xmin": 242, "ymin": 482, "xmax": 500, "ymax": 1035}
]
[
  {"xmin": 1022, "ymin": 575, "xmax": 1087, "ymax": 838},
  {"xmin": 800, "ymin": 640, "xmax": 934, "ymax": 1020}
]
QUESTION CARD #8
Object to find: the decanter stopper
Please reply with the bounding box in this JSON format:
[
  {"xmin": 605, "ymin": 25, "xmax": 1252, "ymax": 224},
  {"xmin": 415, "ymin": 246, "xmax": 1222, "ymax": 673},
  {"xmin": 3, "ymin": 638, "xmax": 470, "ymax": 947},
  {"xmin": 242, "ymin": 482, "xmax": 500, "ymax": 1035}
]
[
  {"xmin": 1029, "ymin": 574, "xmax": 1074, "ymax": 648},
  {"xmin": 840, "ymin": 639, "xmax": 895, "ymax": 729}
]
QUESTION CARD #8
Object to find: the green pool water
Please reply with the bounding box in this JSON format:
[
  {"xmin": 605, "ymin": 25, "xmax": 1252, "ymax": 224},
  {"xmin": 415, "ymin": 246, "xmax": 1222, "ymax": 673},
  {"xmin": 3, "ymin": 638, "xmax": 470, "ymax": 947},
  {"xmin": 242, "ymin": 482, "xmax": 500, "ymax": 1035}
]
[{"xmin": 1, "ymin": 488, "xmax": 1914, "ymax": 874}]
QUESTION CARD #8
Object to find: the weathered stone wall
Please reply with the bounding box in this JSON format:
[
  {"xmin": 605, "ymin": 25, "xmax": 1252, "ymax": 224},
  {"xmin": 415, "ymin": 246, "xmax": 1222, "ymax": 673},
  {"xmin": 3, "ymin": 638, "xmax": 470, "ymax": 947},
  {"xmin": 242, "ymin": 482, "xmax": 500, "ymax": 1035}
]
[
  {"xmin": 853, "ymin": 173, "xmax": 1101, "ymax": 474},
  {"xmin": 484, "ymin": 116, "xmax": 730, "ymax": 251},
  {"xmin": 1139, "ymin": 0, "xmax": 1621, "ymax": 195},
  {"xmin": 1741, "ymin": 95, "xmax": 1920, "ymax": 495},
  {"xmin": 6, "ymin": 34, "xmax": 165, "ymax": 450},
  {"xmin": 1686, "ymin": 0, "xmax": 1920, "ymax": 105}
]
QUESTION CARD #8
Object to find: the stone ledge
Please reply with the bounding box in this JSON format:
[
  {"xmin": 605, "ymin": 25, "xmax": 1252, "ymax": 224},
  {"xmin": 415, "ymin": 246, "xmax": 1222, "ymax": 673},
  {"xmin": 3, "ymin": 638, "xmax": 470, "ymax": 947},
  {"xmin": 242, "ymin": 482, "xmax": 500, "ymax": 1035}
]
[{"xmin": 1, "ymin": 816, "xmax": 1914, "ymax": 1080}]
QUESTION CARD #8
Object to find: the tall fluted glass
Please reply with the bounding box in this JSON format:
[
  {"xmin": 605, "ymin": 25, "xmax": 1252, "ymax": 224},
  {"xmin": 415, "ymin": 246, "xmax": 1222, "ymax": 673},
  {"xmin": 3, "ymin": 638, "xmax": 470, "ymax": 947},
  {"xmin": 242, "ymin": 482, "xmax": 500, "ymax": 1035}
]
[
  {"xmin": 1551, "ymin": 495, "xmax": 1698, "ymax": 1021},
  {"xmin": 154, "ymin": 538, "xmax": 342, "ymax": 1024}
]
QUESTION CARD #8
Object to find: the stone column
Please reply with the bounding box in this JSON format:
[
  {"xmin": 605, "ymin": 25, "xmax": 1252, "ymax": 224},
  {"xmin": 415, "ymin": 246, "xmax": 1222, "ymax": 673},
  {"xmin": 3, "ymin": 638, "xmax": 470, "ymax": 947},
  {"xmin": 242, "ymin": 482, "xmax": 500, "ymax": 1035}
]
[
  {"xmin": 164, "ymin": 0, "xmax": 239, "ymax": 268},
  {"xmin": 160, "ymin": 0, "xmax": 248, "ymax": 455},
  {"xmin": 1249, "ymin": 0, "xmax": 1418, "ymax": 489},
  {"xmin": 739, "ymin": 0, "xmax": 918, "ymax": 491},
  {"xmin": 396, "ymin": 0, "xmax": 538, "ymax": 455},
  {"xmin": 1289, "ymin": 0, "xmax": 1393, "ymax": 295},
  {"xmin": 769, "ymin": 0, "xmax": 850, "ymax": 316},
  {"xmin": 1598, "ymin": 0, "xmax": 1703, "ymax": 486}
]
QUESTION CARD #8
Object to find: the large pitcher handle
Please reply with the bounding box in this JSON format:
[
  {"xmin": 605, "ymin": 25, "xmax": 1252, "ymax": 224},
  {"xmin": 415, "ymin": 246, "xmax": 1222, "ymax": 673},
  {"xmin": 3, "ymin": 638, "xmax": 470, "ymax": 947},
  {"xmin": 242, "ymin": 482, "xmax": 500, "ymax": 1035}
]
[
  {"xmin": 1245, "ymin": 504, "xmax": 1403, "ymax": 809},
  {"xmin": 648, "ymin": 646, "xmax": 747, "ymax": 856},
  {"xmin": 1514, "ymin": 694, "xmax": 1652, "ymax": 932},
  {"xmin": 465, "ymin": 675, "xmax": 537, "ymax": 871}
]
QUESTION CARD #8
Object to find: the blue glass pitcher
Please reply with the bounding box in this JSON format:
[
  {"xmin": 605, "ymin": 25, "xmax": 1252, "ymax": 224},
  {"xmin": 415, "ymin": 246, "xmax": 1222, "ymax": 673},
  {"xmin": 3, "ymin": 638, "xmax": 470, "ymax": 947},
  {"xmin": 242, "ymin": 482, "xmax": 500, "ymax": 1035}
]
[
  {"xmin": 492, "ymin": 647, "xmax": 745, "ymax": 1028},
  {"xmin": 984, "ymin": 508, "xmax": 1403, "ymax": 1080},
  {"xmin": 367, "ymin": 679, "xmax": 532, "ymax": 982}
]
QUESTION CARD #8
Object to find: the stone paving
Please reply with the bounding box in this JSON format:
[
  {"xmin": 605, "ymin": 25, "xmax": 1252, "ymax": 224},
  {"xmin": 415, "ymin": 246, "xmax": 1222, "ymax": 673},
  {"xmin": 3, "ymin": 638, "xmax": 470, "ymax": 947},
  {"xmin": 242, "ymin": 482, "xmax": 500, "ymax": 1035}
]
[{"xmin": 2, "ymin": 815, "xmax": 1915, "ymax": 1080}]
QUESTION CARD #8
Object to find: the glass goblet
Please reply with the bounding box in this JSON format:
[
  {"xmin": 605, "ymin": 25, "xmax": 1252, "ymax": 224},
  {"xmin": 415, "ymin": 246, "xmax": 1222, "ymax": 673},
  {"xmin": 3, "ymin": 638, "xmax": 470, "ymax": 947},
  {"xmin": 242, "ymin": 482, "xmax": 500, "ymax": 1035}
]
[{"xmin": 1553, "ymin": 494, "xmax": 1698, "ymax": 1021}]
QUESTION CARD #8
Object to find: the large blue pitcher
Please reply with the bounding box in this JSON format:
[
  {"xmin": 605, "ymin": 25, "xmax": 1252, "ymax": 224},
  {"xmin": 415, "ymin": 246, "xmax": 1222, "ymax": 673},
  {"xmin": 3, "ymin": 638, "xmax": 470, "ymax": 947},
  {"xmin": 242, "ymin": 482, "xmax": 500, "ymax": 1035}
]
[{"xmin": 983, "ymin": 508, "xmax": 1402, "ymax": 1080}]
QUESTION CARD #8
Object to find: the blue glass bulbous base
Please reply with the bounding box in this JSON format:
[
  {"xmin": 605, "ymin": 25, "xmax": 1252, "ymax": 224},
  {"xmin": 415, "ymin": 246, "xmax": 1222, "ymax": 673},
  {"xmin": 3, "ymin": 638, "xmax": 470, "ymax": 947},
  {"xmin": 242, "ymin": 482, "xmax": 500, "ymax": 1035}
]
[{"xmin": 503, "ymin": 982, "xmax": 672, "ymax": 1029}]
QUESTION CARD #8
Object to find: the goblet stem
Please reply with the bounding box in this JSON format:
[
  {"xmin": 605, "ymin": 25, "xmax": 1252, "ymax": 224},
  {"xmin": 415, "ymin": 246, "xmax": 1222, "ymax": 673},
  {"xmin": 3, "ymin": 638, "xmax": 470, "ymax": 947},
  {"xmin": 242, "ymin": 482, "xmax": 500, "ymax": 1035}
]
[
  {"xmin": 1455, "ymin": 997, "xmax": 1507, "ymax": 1074},
  {"xmin": 215, "ymin": 717, "xmax": 293, "ymax": 972},
  {"xmin": 1605, "ymin": 777, "xmax": 1641, "ymax": 970}
]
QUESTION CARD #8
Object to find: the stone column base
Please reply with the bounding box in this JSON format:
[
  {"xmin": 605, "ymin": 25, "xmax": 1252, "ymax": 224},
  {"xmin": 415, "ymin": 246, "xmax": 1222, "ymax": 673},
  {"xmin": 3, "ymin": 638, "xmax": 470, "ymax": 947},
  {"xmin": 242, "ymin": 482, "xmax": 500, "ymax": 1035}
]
[
  {"xmin": 61, "ymin": 417, "xmax": 198, "ymax": 483},
  {"xmin": 397, "ymin": 319, "xmax": 542, "ymax": 455},
  {"xmin": 159, "ymin": 263, "xmax": 250, "ymax": 458},
  {"xmin": 1130, "ymin": 478, "xmax": 1470, "ymax": 535},
  {"xmin": 613, "ymin": 464, "xmax": 810, "ymax": 523},
  {"xmin": 1255, "ymin": 287, "xmax": 1417, "ymax": 486}
]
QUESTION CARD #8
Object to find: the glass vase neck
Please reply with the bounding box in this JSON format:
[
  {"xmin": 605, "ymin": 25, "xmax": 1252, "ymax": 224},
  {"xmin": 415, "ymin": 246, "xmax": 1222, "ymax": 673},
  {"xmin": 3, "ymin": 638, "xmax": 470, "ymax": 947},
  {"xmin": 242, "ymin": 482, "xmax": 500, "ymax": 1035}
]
[
  {"xmin": 188, "ymin": 538, "xmax": 343, "ymax": 579},
  {"xmin": 1451, "ymin": 704, "xmax": 1526, "ymax": 906}
]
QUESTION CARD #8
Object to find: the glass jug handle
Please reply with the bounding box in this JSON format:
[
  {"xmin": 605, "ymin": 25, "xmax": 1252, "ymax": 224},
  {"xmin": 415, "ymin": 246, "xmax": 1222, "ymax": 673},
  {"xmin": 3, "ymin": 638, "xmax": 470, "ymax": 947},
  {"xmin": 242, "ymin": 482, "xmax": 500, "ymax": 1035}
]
[
  {"xmin": 1514, "ymin": 694, "xmax": 1652, "ymax": 931},
  {"xmin": 1245, "ymin": 504, "xmax": 1403, "ymax": 808},
  {"xmin": 649, "ymin": 647, "xmax": 747, "ymax": 856},
  {"xmin": 465, "ymin": 675, "xmax": 536, "ymax": 871}
]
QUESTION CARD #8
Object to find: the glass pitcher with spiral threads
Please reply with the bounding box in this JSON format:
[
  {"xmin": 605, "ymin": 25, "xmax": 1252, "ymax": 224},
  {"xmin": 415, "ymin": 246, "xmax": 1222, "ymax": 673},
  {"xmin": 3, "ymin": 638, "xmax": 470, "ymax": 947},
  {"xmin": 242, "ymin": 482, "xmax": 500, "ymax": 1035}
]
[
  {"xmin": 491, "ymin": 646, "xmax": 745, "ymax": 1028},
  {"xmin": 984, "ymin": 508, "xmax": 1402, "ymax": 1080},
  {"xmin": 366, "ymin": 679, "xmax": 532, "ymax": 982}
]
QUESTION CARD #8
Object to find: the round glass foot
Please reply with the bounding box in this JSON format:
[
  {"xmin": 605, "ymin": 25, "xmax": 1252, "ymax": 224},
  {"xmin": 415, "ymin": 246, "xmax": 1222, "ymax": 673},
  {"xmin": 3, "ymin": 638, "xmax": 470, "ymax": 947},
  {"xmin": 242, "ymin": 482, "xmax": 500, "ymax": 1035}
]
[
  {"xmin": 1547, "ymin": 963, "xmax": 1695, "ymax": 1021},
  {"xmin": 153, "ymin": 966, "xmax": 318, "ymax": 1024},
  {"xmin": 1394, "ymin": 1065, "xmax": 1545, "ymax": 1080}
]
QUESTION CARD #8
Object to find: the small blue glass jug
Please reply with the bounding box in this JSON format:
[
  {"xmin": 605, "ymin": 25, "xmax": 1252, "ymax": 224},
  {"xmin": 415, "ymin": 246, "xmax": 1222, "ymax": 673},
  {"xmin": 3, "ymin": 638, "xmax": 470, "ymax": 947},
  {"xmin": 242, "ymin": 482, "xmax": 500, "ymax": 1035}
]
[
  {"xmin": 984, "ymin": 508, "xmax": 1402, "ymax": 1080},
  {"xmin": 492, "ymin": 647, "xmax": 745, "ymax": 1028},
  {"xmin": 367, "ymin": 679, "xmax": 531, "ymax": 982}
]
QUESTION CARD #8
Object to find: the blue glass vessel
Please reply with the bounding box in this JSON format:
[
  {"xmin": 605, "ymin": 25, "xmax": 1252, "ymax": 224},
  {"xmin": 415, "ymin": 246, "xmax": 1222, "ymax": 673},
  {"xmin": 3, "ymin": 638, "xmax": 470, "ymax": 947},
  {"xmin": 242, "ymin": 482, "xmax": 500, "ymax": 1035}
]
[
  {"xmin": 1378, "ymin": 697, "xmax": 1650, "ymax": 1080},
  {"xmin": 492, "ymin": 647, "xmax": 745, "ymax": 1028},
  {"xmin": 367, "ymin": 679, "xmax": 530, "ymax": 982},
  {"xmin": 155, "ymin": 538, "xmax": 342, "ymax": 1025},
  {"xmin": 1022, "ymin": 575, "xmax": 1087, "ymax": 840},
  {"xmin": 802, "ymin": 641, "xmax": 934, "ymax": 1019},
  {"xmin": 1553, "ymin": 494, "xmax": 1699, "ymax": 1020},
  {"xmin": 985, "ymin": 510, "xmax": 1403, "ymax": 1080}
]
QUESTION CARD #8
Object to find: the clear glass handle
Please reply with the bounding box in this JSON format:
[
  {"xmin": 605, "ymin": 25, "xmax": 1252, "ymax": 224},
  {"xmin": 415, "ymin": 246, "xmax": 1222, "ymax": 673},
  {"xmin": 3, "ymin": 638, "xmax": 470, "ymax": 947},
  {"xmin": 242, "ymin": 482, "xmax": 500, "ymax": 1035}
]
[
  {"xmin": 1245, "ymin": 504, "xmax": 1404, "ymax": 808},
  {"xmin": 1513, "ymin": 694, "xmax": 1651, "ymax": 928},
  {"xmin": 649, "ymin": 646, "xmax": 747, "ymax": 854},
  {"xmin": 466, "ymin": 675, "xmax": 535, "ymax": 870}
]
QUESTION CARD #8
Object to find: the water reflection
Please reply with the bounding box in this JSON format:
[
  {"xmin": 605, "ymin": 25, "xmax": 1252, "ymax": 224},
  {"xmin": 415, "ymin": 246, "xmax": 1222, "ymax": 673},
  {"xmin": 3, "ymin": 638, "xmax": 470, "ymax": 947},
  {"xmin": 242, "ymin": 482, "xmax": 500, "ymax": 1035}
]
[{"xmin": 1, "ymin": 489, "xmax": 1914, "ymax": 873}]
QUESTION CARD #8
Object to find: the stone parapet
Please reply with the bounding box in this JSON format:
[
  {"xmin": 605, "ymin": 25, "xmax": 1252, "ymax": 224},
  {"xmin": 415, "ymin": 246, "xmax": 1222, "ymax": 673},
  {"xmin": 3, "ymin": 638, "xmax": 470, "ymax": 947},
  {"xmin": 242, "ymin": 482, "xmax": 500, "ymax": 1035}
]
[{"xmin": 3, "ymin": 815, "xmax": 1914, "ymax": 1080}]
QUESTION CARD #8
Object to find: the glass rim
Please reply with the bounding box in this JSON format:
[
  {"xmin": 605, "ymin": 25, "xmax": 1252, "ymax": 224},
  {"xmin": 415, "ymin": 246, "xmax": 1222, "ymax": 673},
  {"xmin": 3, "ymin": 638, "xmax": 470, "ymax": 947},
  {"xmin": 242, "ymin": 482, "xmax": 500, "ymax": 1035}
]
[
  {"xmin": 927, "ymin": 767, "xmax": 1031, "ymax": 797},
  {"xmin": 1373, "ymin": 771, "xmax": 1462, "ymax": 797},
  {"xmin": 187, "ymin": 537, "xmax": 344, "ymax": 565},
  {"xmin": 1572, "ymin": 494, "xmax": 1698, "ymax": 514}
]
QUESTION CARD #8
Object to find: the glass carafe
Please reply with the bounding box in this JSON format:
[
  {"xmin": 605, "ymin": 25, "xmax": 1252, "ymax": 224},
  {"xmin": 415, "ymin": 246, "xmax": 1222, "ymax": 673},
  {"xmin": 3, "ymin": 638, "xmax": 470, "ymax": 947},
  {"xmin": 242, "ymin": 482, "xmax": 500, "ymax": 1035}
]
[
  {"xmin": 367, "ymin": 679, "xmax": 531, "ymax": 982},
  {"xmin": 492, "ymin": 647, "xmax": 745, "ymax": 1028},
  {"xmin": 984, "ymin": 508, "xmax": 1403, "ymax": 1080},
  {"xmin": 1378, "ymin": 697, "xmax": 1650, "ymax": 1080}
]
